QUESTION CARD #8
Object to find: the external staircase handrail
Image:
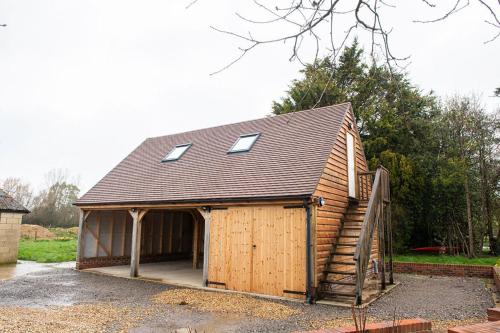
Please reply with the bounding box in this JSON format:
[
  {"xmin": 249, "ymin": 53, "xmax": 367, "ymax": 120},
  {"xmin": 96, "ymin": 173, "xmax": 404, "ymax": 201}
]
[{"xmin": 353, "ymin": 166, "xmax": 390, "ymax": 305}]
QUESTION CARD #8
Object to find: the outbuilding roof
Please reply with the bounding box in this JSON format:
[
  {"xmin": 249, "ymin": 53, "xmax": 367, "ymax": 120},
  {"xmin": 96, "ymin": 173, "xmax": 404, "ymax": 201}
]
[
  {"xmin": 0, "ymin": 189, "xmax": 30, "ymax": 213},
  {"xmin": 76, "ymin": 103, "xmax": 351, "ymax": 206}
]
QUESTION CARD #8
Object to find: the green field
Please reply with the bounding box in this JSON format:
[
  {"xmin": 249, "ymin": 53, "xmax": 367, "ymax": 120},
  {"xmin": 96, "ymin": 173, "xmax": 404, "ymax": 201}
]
[
  {"xmin": 393, "ymin": 254, "xmax": 499, "ymax": 266},
  {"xmin": 18, "ymin": 228, "xmax": 77, "ymax": 263}
]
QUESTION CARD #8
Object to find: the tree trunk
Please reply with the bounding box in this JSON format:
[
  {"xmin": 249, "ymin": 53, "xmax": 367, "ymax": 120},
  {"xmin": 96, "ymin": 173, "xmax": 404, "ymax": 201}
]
[
  {"xmin": 464, "ymin": 172, "xmax": 475, "ymax": 258},
  {"xmin": 480, "ymin": 153, "xmax": 495, "ymax": 255}
]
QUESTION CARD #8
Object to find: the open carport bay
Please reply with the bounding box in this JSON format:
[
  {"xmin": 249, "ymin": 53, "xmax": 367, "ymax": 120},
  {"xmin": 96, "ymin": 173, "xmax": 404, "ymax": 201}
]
[{"xmin": 85, "ymin": 261, "xmax": 203, "ymax": 288}]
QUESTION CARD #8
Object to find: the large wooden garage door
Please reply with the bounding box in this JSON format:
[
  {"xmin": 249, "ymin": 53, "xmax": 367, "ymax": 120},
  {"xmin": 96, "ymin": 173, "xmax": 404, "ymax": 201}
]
[{"xmin": 208, "ymin": 206, "xmax": 306, "ymax": 298}]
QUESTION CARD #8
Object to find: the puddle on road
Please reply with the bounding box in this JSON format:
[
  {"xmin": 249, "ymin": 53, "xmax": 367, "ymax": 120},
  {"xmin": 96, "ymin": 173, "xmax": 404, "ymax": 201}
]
[{"xmin": 0, "ymin": 260, "xmax": 75, "ymax": 280}]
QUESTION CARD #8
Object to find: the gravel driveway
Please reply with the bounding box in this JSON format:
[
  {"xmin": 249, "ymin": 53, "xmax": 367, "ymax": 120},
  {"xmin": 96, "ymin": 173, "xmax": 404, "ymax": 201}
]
[{"xmin": 0, "ymin": 264, "xmax": 494, "ymax": 332}]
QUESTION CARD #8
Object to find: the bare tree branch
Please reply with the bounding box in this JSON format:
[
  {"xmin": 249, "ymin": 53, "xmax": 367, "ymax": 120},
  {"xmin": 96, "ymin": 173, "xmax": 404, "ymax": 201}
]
[
  {"xmin": 185, "ymin": 0, "xmax": 200, "ymax": 10},
  {"xmin": 413, "ymin": 0, "xmax": 470, "ymax": 23},
  {"xmin": 208, "ymin": 0, "xmax": 498, "ymax": 75}
]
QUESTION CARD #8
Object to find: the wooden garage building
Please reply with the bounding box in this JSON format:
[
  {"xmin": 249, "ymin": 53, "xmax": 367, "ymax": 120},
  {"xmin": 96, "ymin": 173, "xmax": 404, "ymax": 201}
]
[{"xmin": 74, "ymin": 103, "xmax": 393, "ymax": 305}]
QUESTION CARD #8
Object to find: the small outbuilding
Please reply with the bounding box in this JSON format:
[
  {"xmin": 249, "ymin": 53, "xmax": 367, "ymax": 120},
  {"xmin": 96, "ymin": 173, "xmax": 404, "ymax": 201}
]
[
  {"xmin": 0, "ymin": 189, "xmax": 30, "ymax": 264},
  {"xmin": 75, "ymin": 103, "xmax": 393, "ymax": 305}
]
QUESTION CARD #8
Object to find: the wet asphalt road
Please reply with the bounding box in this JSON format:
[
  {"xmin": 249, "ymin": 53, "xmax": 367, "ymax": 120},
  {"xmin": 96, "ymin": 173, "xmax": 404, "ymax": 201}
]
[{"xmin": 0, "ymin": 264, "xmax": 495, "ymax": 332}]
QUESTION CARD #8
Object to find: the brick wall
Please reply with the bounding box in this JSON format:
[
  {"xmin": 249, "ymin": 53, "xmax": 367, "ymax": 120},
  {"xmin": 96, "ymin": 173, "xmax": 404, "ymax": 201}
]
[
  {"xmin": 448, "ymin": 321, "xmax": 500, "ymax": 333},
  {"xmin": 493, "ymin": 267, "xmax": 500, "ymax": 290},
  {"xmin": 0, "ymin": 212, "xmax": 23, "ymax": 264},
  {"xmin": 77, "ymin": 252, "xmax": 191, "ymax": 270},
  {"xmin": 391, "ymin": 262, "xmax": 493, "ymax": 278},
  {"xmin": 488, "ymin": 308, "xmax": 500, "ymax": 322},
  {"xmin": 77, "ymin": 256, "xmax": 130, "ymax": 269},
  {"xmin": 298, "ymin": 318, "xmax": 431, "ymax": 333}
]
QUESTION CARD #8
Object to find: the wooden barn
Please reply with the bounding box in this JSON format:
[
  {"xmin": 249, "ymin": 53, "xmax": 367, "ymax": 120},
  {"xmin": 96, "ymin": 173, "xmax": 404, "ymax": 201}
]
[{"xmin": 74, "ymin": 103, "xmax": 393, "ymax": 305}]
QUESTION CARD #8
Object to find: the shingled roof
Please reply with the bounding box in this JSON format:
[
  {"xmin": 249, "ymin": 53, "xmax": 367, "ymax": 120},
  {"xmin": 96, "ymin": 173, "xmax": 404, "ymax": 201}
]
[
  {"xmin": 76, "ymin": 103, "xmax": 352, "ymax": 206},
  {"xmin": 0, "ymin": 189, "xmax": 30, "ymax": 213}
]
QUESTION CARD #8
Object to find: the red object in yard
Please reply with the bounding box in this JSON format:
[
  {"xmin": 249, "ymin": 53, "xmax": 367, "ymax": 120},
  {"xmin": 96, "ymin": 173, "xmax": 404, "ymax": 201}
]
[{"xmin": 411, "ymin": 246, "xmax": 447, "ymax": 254}]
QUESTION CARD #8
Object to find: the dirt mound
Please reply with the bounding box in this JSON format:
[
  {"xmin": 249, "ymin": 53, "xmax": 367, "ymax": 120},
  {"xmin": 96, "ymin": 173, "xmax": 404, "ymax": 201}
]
[
  {"xmin": 66, "ymin": 227, "xmax": 79, "ymax": 235},
  {"xmin": 20, "ymin": 224, "xmax": 55, "ymax": 240}
]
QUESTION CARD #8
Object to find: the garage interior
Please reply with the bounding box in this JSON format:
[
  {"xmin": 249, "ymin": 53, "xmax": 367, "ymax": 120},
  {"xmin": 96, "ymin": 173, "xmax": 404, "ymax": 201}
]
[{"xmin": 79, "ymin": 209, "xmax": 204, "ymax": 287}]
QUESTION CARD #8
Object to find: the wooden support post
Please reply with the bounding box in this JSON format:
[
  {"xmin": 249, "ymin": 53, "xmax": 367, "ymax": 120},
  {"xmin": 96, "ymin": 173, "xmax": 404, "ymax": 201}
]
[
  {"xmin": 197, "ymin": 208, "xmax": 211, "ymax": 286},
  {"xmin": 192, "ymin": 215, "xmax": 199, "ymax": 269},
  {"xmin": 76, "ymin": 209, "xmax": 91, "ymax": 264},
  {"xmin": 121, "ymin": 212, "xmax": 126, "ymax": 256},
  {"xmin": 109, "ymin": 213, "xmax": 115, "ymax": 256},
  {"xmin": 148, "ymin": 214, "xmax": 153, "ymax": 255},
  {"xmin": 179, "ymin": 216, "xmax": 183, "ymax": 253},
  {"xmin": 379, "ymin": 203, "xmax": 386, "ymax": 290},
  {"xmin": 387, "ymin": 206, "xmax": 394, "ymax": 285},
  {"xmin": 95, "ymin": 212, "xmax": 101, "ymax": 257},
  {"xmin": 129, "ymin": 209, "xmax": 148, "ymax": 278},
  {"xmin": 159, "ymin": 211, "xmax": 164, "ymax": 254},
  {"xmin": 168, "ymin": 213, "xmax": 173, "ymax": 253}
]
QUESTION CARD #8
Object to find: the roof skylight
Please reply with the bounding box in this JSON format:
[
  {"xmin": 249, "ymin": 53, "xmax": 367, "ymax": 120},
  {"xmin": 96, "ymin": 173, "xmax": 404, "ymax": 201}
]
[
  {"xmin": 228, "ymin": 133, "xmax": 260, "ymax": 153},
  {"xmin": 162, "ymin": 143, "xmax": 191, "ymax": 162}
]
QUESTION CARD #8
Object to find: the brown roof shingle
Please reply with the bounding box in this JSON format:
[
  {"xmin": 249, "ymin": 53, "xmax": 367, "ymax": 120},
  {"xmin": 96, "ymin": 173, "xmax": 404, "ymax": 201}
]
[
  {"xmin": 0, "ymin": 189, "xmax": 30, "ymax": 213},
  {"xmin": 76, "ymin": 103, "xmax": 351, "ymax": 206}
]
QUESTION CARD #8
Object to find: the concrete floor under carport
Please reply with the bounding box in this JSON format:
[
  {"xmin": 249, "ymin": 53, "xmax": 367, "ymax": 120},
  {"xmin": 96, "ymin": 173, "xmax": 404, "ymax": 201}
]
[{"xmin": 84, "ymin": 260, "xmax": 203, "ymax": 288}]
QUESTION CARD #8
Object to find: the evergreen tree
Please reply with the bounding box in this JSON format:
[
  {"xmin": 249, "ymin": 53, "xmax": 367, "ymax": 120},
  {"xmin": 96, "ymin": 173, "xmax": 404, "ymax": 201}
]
[{"xmin": 272, "ymin": 42, "xmax": 498, "ymax": 254}]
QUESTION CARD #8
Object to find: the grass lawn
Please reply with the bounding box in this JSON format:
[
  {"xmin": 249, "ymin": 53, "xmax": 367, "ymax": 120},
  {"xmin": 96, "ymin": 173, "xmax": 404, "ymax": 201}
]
[
  {"xmin": 393, "ymin": 254, "xmax": 499, "ymax": 266},
  {"xmin": 18, "ymin": 228, "xmax": 77, "ymax": 263}
]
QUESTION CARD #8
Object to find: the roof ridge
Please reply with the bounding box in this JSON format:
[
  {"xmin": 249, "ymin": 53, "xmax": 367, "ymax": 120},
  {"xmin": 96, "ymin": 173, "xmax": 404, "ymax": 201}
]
[{"xmin": 147, "ymin": 102, "xmax": 351, "ymax": 141}]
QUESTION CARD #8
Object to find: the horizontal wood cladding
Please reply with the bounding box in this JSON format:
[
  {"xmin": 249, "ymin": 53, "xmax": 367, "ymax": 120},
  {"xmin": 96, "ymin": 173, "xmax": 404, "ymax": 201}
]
[
  {"xmin": 208, "ymin": 205, "xmax": 306, "ymax": 299},
  {"xmin": 313, "ymin": 108, "xmax": 370, "ymax": 283}
]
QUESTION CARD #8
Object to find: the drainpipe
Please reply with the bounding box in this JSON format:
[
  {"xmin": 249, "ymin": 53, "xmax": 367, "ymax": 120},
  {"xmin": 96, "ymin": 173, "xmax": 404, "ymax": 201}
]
[{"xmin": 305, "ymin": 200, "xmax": 314, "ymax": 304}]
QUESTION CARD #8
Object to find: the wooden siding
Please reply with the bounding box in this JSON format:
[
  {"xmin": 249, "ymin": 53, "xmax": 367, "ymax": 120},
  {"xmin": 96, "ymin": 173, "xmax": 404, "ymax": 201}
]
[
  {"xmin": 312, "ymin": 108, "xmax": 372, "ymax": 284},
  {"xmin": 208, "ymin": 206, "xmax": 306, "ymax": 298}
]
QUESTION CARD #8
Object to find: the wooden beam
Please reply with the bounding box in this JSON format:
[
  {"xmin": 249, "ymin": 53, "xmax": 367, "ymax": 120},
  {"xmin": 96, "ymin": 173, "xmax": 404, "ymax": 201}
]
[
  {"xmin": 192, "ymin": 215, "xmax": 199, "ymax": 269},
  {"xmin": 76, "ymin": 209, "xmax": 91, "ymax": 263},
  {"xmin": 149, "ymin": 214, "xmax": 154, "ymax": 255},
  {"xmin": 121, "ymin": 212, "xmax": 126, "ymax": 256},
  {"xmin": 197, "ymin": 208, "xmax": 211, "ymax": 286},
  {"xmin": 129, "ymin": 209, "xmax": 148, "ymax": 277},
  {"xmin": 168, "ymin": 213, "xmax": 173, "ymax": 253},
  {"xmin": 159, "ymin": 211, "xmax": 164, "ymax": 254},
  {"xmin": 83, "ymin": 222, "xmax": 111, "ymax": 257},
  {"xmin": 76, "ymin": 199, "xmax": 305, "ymax": 211},
  {"xmin": 95, "ymin": 212, "xmax": 101, "ymax": 257},
  {"xmin": 179, "ymin": 215, "xmax": 183, "ymax": 253},
  {"xmin": 109, "ymin": 213, "xmax": 115, "ymax": 256}
]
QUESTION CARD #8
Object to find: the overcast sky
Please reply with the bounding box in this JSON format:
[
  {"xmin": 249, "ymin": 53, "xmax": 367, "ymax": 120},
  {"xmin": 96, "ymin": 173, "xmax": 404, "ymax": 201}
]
[{"xmin": 0, "ymin": 0, "xmax": 499, "ymax": 194}]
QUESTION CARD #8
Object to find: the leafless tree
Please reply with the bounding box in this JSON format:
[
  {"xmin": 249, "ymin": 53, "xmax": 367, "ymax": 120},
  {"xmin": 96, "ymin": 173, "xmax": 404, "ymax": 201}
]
[
  {"xmin": 25, "ymin": 169, "xmax": 81, "ymax": 228},
  {"xmin": 192, "ymin": 0, "xmax": 499, "ymax": 74},
  {"xmin": 0, "ymin": 177, "xmax": 34, "ymax": 209}
]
